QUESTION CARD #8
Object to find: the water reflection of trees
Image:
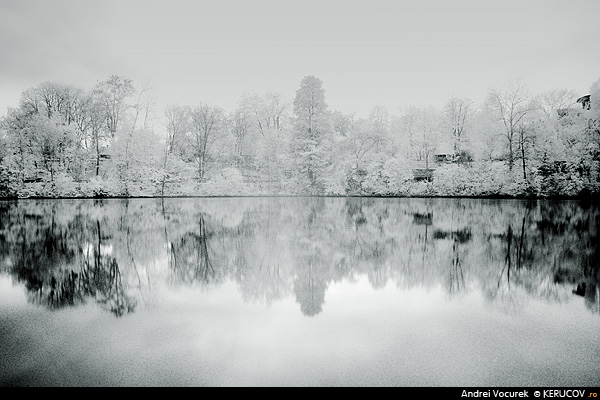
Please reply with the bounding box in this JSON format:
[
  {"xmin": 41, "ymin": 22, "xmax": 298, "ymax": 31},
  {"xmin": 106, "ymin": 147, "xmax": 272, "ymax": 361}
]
[
  {"xmin": 0, "ymin": 197, "xmax": 598, "ymax": 317},
  {"xmin": 0, "ymin": 202, "xmax": 136, "ymax": 316},
  {"xmin": 169, "ymin": 215, "xmax": 218, "ymax": 285}
]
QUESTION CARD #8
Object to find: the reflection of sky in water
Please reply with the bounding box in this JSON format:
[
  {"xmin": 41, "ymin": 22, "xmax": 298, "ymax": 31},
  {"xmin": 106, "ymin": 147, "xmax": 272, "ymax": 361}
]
[{"xmin": 1, "ymin": 273, "xmax": 599, "ymax": 387}]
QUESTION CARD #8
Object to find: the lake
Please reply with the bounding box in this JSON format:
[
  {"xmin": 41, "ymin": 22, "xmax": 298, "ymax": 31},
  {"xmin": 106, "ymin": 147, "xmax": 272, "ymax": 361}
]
[{"xmin": 0, "ymin": 197, "xmax": 598, "ymax": 387}]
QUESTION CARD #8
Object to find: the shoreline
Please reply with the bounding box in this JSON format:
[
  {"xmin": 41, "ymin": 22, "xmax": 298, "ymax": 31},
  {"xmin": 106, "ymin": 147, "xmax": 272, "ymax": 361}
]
[{"xmin": 1, "ymin": 193, "xmax": 599, "ymax": 201}]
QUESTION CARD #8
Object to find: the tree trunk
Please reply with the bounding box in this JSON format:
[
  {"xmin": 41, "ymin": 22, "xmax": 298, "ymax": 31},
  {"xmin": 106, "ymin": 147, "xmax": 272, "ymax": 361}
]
[
  {"xmin": 95, "ymin": 139, "xmax": 100, "ymax": 177},
  {"xmin": 161, "ymin": 142, "xmax": 168, "ymax": 197},
  {"xmin": 521, "ymin": 144, "xmax": 527, "ymax": 180},
  {"xmin": 508, "ymin": 133, "xmax": 514, "ymax": 170}
]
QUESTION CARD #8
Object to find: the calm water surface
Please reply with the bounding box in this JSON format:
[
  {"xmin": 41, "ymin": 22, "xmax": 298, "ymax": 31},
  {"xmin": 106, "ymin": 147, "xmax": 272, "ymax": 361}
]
[{"xmin": 0, "ymin": 197, "xmax": 598, "ymax": 387}]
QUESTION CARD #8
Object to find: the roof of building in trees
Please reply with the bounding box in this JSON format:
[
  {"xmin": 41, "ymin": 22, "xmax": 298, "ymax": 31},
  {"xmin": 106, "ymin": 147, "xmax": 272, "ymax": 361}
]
[{"xmin": 576, "ymin": 94, "xmax": 591, "ymax": 103}]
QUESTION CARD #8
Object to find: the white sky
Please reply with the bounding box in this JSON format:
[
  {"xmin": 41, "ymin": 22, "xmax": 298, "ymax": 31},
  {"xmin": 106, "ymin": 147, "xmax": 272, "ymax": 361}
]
[{"xmin": 1, "ymin": 0, "xmax": 599, "ymax": 127}]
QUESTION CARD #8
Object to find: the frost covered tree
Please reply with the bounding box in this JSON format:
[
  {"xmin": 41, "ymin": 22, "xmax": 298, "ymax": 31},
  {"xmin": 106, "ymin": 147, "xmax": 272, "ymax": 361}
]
[
  {"xmin": 188, "ymin": 103, "xmax": 226, "ymax": 182},
  {"xmin": 293, "ymin": 76, "xmax": 329, "ymax": 140},
  {"xmin": 95, "ymin": 75, "xmax": 135, "ymax": 138},
  {"xmin": 444, "ymin": 96, "xmax": 475, "ymax": 155},
  {"xmin": 164, "ymin": 104, "xmax": 190, "ymax": 157},
  {"xmin": 537, "ymin": 88, "xmax": 579, "ymax": 120},
  {"xmin": 291, "ymin": 76, "xmax": 332, "ymax": 193},
  {"xmin": 485, "ymin": 80, "xmax": 535, "ymax": 170},
  {"xmin": 228, "ymin": 107, "xmax": 252, "ymax": 168}
]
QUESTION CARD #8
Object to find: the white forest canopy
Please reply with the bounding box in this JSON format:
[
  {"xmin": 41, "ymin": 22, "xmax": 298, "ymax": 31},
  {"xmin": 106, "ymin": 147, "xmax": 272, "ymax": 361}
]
[{"xmin": 0, "ymin": 74, "xmax": 599, "ymax": 198}]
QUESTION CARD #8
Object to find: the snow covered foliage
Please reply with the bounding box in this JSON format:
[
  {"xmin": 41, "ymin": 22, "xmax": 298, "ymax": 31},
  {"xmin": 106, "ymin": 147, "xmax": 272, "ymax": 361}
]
[{"xmin": 1, "ymin": 75, "xmax": 599, "ymax": 198}]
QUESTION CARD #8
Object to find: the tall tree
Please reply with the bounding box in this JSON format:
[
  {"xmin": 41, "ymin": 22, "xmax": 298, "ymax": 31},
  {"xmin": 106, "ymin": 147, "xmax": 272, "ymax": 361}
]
[
  {"xmin": 369, "ymin": 105, "xmax": 390, "ymax": 130},
  {"xmin": 485, "ymin": 80, "xmax": 535, "ymax": 170},
  {"xmin": 240, "ymin": 91, "xmax": 289, "ymax": 137},
  {"xmin": 164, "ymin": 104, "xmax": 190, "ymax": 157},
  {"xmin": 188, "ymin": 103, "xmax": 225, "ymax": 182},
  {"xmin": 368, "ymin": 105, "xmax": 391, "ymax": 150},
  {"xmin": 88, "ymin": 92, "xmax": 108, "ymax": 177},
  {"xmin": 121, "ymin": 83, "xmax": 155, "ymax": 184},
  {"xmin": 293, "ymin": 76, "xmax": 328, "ymax": 140},
  {"xmin": 331, "ymin": 110, "xmax": 354, "ymax": 137},
  {"xmin": 589, "ymin": 77, "xmax": 600, "ymax": 133},
  {"xmin": 95, "ymin": 75, "xmax": 134, "ymax": 138},
  {"xmin": 584, "ymin": 77, "xmax": 600, "ymax": 182},
  {"xmin": 515, "ymin": 120, "xmax": 536, "ymax": 180},
  {"xmin": 398, "ymin": 106, "xmax": 441, "ymax": 169},
  {"xmin": 291, "ymin": 76, "xmax": 332, "ymax": 192},
  {"xmin": 444, "ymin": 96, "xmax": 475, "ymax": 155},
  {"xmin": 347, "ymin": 118, "xmax": 379, "ymax": 168},
  {"xmin": 65, "ymin": 88, "xmax": 107, "ymax": 177},
  {"xmin": 537, "ymin": 88, "xmax": 579, "ymax": 120},
  {"xmin": 228, "ymin": 107, "xmax": 251, "ymax": 168},
  {"xmin": 162, "ymin": 104, "xmax": 190, "ymax": 195},
  {"xmin": 414, "ymin": 107, "xmax": 441, "ymax": 171}
]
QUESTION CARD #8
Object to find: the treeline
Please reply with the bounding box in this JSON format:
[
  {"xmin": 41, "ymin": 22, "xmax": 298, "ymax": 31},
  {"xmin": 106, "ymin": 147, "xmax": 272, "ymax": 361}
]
[{"xmin": 1, "ymin": 75, "xmax": 599, "ymax": 198}]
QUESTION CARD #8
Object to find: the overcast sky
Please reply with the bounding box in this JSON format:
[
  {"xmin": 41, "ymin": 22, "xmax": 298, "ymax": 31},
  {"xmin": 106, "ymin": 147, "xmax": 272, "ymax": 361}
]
[{"xmin": 1, "ymin": 0, "xmax": 599, "ymax": 127}]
